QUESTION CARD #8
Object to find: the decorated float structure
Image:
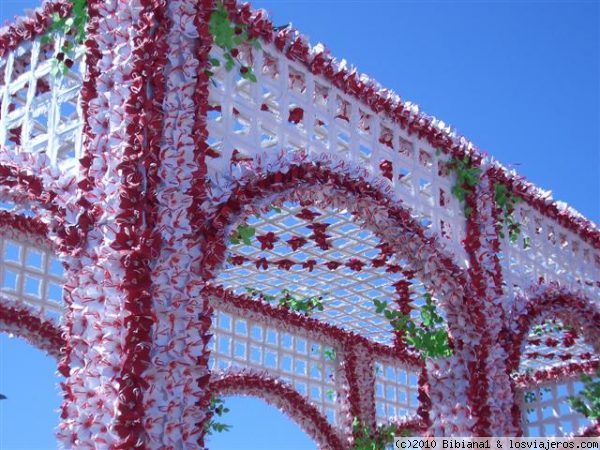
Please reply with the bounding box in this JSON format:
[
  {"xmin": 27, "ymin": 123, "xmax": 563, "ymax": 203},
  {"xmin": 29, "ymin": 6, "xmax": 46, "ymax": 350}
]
[{"xmin": 0, "ymin": 0, "xmax": 598, "ymax": 448}]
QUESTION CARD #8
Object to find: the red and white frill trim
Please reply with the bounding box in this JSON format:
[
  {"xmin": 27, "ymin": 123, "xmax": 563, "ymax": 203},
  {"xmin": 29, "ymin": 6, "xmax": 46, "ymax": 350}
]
[
  {"xmin": 142, "ymin": 0, "xmax": 215, "ymax": 447},
  {"xmin": 0, "ymin": 297, "xmax": 64, "ymax": 358}
]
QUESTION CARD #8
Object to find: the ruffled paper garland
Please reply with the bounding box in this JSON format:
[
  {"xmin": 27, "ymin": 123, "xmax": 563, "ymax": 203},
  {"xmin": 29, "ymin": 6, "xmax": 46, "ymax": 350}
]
[
  {"xmin": 54, "ymin": 0, "xmax": 163, "ymax": 446},
  {"xmin": 107, "ymin": 0, "xmax": 168, "ymax": 446},
  {"xmin": 139, "ymin": 0, "xmax": 216, "ymax": 447},
  {"xmin": 209, "ymin": 368, "xmax": 346, "ymax": 449},
  {"xmin": 464, "ymin": 172, "xmax": 517, "ymax": 435},
  {"xmin": 0, "ymin": 210, "xmax": 49, "ymax": 245},
  {"xmin": 0, "ymin": 297, "xmax": 64, "ymax": 358},
  {"xmin": 0, "ymin": 0, "xmax": 70, "ymax": 58}
]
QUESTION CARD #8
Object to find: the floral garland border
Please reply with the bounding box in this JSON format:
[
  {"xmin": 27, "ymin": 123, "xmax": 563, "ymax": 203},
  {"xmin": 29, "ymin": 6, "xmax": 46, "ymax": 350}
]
[
  {"xmin": 109, "ymin": 0, "xmax": 168, "ymax": 446},
  {"xmin": 0, "ymin": 297, "xmax": 64, "ymax": 358},
  {"xmin": 0, "ymin": 0, "xmax": 71, "ymax": 58}
]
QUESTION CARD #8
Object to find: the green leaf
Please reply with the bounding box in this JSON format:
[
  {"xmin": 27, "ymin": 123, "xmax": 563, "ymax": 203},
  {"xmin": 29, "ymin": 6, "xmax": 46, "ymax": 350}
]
[
  {"xmin": 210, "ymin": 57, "xmax": 221, "ymax": 67},
  {"xmin": 237, "ymin": 225, "xmax": 255, "ymax": 239}
]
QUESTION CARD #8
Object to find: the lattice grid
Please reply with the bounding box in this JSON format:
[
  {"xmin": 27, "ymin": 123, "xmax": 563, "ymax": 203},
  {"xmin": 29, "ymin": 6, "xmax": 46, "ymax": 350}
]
[
  {"xmin": 0, "ymin": 34, "xmax": 84, "ymax": 170},
  {"xmin": 520, "ymin": 318, "xmax": 596, "ymax": 372},
  {"xmin": 374, "ymin": 360, "xmax": 420, "ymax": 424},
  {"xmin": 0, "ymin": 233, "xmax": 64, "ymax": 321},
  {"xmin": 500, "ymin": 203, "xmax": 599, "ymax": 301},
  {"xmin": 519, "ymin": 377, "xmax": 592, "ymax": 437},
  {"xmin": 216, "ymin": 201, "xmax": 440, "ymax": 344},
  {"xmin": 208, "ymin": 309, "xmax": 341, "ymax": 424},
  {"xmin": 206, "ymin": 44, "xmax": 469, "ymax": 268}
]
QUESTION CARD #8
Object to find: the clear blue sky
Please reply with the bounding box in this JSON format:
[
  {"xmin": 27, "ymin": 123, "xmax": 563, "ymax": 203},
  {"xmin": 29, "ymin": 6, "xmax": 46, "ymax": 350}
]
[{"xmin": 0, "ymin": 1, "xmax": 598, "ymax": 449}]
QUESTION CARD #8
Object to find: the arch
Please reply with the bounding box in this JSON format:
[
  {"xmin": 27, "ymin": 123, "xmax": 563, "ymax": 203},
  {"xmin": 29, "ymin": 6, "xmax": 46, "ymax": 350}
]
[
  {"xmin": 201, "ymin": 159, "xmax": 481, "ymax": 348},
  {"xmin": 209, "ymin": 369, "xmax": 347, "ymax": 450},
  {"xmin": 508, "ymin": 285, "xmax": 600, "ymax": 373},
  {"xmin": 0, "ymin": 298, "xmax": 64, "ymax": 359},
  {"xmin": 507, "ymin": 286, "xmax": 600, "ymax": 436}
]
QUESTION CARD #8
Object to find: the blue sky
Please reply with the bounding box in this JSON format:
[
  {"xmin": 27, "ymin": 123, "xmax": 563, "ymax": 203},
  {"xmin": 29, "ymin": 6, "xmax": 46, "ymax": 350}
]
[{"xmin": 0, "ymin": 1, "xmax": 598, "ymax": 449}]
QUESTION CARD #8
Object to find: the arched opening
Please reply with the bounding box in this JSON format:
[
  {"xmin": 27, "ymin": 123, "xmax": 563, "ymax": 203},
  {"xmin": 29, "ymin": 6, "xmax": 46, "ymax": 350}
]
[
  {"xmin": 508, "ymin": 287, "xmax": 600, "ymax": 436},
  {"xmin": 206, "ymin": 395, "xmax": 318, "ymax": 450},
  {"xmin": 208, "ymin": 370, "xmax": 344, "ymax": 449},
  {"xmin": 203, "ymin": 162, "xmax": 477, "ymax": 348},
  {"xmin": 201, "ymin": 161, "xmax": 481, "ymax": 439}
]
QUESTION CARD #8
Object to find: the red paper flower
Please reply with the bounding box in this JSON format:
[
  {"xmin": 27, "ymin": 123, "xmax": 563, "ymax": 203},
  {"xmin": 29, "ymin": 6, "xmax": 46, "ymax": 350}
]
[
  {"xmin": 257, "ymin": 232, "xmax": 278, "ymax": 250},
  {"xmin": 275, "ymin": 259, "xmax": 295, "ymax": 270},
  {"xmin": 255, "ymin": 257, "xmax": 269, "ymax": 270},
  {"xmin": 346, "ymin": 258, "xmax": 365, "ymax": 271},
  {"xmin": 295, "ymin": 208, "xmax": 321, "ymax": 221},
  {"xmin": 230, "ymin": 255, "xmax": 248, "ymax": 266},
  {"xmin": 287, "ymin": 236, "xmax": 308, "ymax": 250},
  {"xmin": 288, "ymin": 106, "xmax": 304, "ymax": 124},
  {"xmin": 326, "ymin": 261, "xmax": 341, "ymax": 270},
  {"xmin": 302, "ymin": 259, "xmax": 317, "ymax": 272}
]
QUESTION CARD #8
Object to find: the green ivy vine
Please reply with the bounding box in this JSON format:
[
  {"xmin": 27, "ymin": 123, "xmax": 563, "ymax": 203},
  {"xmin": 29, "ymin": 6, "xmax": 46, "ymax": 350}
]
[
  {"xmin": 373, "ymin": 293, "xmax": 452, "ymax": 359},
  {"xmin": 229, "ymin": 224, "xmax": 256, "ymax": 245},
  {"xmin": 568, "ymin": 368, "xmax": 600, "ymax": 421},
  {"xmin": 443, "ymin": 152, "xmax": 527, "ymax": 248},
  {"xmin": 208, "ymin": 1, "xmax": 261, "ymax": 82},
  {"xmin": 42, "ymin": 0, "xmax": 88, "ymax": 76},
  {"xmin": 351, "ymin": 417, "xmax": 403, "ymax": 450},
  {"xmin": 445, "ymin": 156, "xmax": 481, "ymax": 218},
  {"xmin": 245, "ymin": 288, "xmax": 325, "ymax": 315},
  {"xmin": 204, "ymin": 396, "xmax": 232, "ymax": 435}
]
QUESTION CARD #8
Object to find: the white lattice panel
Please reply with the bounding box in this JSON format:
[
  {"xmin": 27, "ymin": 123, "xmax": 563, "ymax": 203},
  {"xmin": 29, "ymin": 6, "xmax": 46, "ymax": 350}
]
[
  {"xmin": 208, "ymin": 309, "xmax": 340, "ymax": 424},
  {"xmin": 206, "ymin": 43, "xmax": 468, "ymax": 267},
  {"xmin": 0, "ymin": 231, "xmax": 64, "ymax": 321},
  {"xmin": 374, "ymin": 360, "xmax": 420, "ymax": 424},
  {"xmin": 519, "ymin": 377, "xmax": 592, "ymax": 437},
  {"xmin": 520, "ymin": 319, "xmax": 595, "ymax": 372},
  {"xmin": 216, "ymin": 201, "xmax": 434, "ymax": 344},
  {"xmin": 0, "ymin": 35, "xmax": 84, "ymax": 170},
  {"xmin": 501, "ymin": 203, "xmax": 599, "ymax": 300}
]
